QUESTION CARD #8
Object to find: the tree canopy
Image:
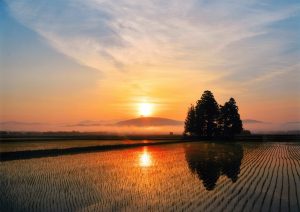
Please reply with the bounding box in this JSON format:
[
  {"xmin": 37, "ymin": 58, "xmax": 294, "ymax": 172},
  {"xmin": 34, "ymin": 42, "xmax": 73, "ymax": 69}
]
[
  {"xmin": 184, "ymin": 91, "xmax": 243, "ymax": 139},
  {"xmin": 184, "ymin": 105, "xmax": 196, "ymax": 136},
  {"xmin": 218, "ymin": 98, "xmax": 243, "ymax": 138}
]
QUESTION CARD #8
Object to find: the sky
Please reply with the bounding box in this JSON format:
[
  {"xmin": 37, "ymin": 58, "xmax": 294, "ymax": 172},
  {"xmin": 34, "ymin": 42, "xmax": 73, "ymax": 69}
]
[{"xmin": 1, "ymin": 0, "xmax": 300, "ymax": 132}]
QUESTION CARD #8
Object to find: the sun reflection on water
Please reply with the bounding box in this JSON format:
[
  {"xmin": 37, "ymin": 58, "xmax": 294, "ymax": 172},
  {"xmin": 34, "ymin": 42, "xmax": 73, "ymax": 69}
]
[{"xmin": 139, "ymin": 147, "xmax": 152, "ymax": 167}]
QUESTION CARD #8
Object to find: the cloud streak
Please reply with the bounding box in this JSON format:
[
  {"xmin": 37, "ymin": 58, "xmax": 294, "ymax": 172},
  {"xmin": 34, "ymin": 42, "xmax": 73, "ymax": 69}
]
[
  {"xmin": 243, "ymin": 119, "xmax": 270, "ymax": 124},
  {"xmin": 0, "ymin": 121, "xmax": 45, "ymax": 126},
  {"xmin": 3, "ymin": 0, "xmax": 300, "ymax": 127},
  {"xmin": 5, "ymin": 0, "xmax": 299, "ymax": 78}
]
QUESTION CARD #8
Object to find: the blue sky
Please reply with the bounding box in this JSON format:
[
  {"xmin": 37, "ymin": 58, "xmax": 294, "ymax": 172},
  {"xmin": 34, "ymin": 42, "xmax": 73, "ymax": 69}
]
[{"xmin": 1, "ymin": 0, "xmax": 299, "ymax": 131}]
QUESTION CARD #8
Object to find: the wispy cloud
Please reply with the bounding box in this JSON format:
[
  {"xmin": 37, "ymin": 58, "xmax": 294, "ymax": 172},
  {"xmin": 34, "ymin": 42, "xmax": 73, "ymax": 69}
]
[
  {"xmin": 0, "ymin": 121, "xmax": 48, "ymax": 131},
  {"xmin": 5, "ymin": 0, "xmax": 299, "ymax": 78},
  {"xmin": 3, "ymin": 0, "xmax": 300, "ymax": 126},
  {"xmin": 243, "ymin": 119, "xmax": 270, "ymax": 124},
  {"xmin": 0, "ymin": 121, "xmax": 45, "ymax": 126},
  {"xmin": 284, "ymin": 121, "xmax": 300, "ymax": 125}
]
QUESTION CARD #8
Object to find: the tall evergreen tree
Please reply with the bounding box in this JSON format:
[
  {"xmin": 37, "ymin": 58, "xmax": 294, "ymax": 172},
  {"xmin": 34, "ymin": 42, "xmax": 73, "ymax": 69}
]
[
  {"xmin": 184, "ymin": 91, "xmax": 243, "ymax": 139},
  {"xmin": 195, "ymin": 91, "xmax": 219, "ymax": 138},
  {"xmin": 218, "ymin": 98, "xmax": 243, "ymax": 138},
  {"xmin": 184, "ymin": 105, "xmax": 196, "ymax": 136}
]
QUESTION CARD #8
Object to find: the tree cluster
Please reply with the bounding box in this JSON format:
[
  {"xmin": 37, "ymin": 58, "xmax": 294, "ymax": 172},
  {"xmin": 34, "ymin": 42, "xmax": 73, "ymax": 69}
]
[{"xmin": 184, "ymin": 90, "xmax": 243, "ymax": 139}]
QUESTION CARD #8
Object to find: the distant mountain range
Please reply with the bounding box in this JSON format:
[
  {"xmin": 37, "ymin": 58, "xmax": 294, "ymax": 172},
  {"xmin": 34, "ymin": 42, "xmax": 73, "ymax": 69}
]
[{"xmin": 115, "ymin": 117, "xmax": 183, "ymax": 127}]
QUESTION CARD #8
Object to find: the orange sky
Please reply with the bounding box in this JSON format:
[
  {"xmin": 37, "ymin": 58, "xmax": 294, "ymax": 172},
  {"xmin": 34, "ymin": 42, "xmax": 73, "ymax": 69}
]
[{"xmin": 1, "ymin": 0, "xmax": 300, "ymax": 132}]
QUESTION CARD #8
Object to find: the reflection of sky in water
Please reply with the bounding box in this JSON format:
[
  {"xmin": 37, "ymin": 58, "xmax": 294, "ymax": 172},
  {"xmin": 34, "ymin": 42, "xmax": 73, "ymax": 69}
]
[{"xmin": 1, "ymin": 142, "xmax": 299, "ymax": 211}]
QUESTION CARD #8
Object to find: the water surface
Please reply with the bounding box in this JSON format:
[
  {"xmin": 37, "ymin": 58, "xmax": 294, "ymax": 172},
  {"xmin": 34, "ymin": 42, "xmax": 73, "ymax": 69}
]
[{"xmin": 1, "ymin": 142, "xmax": 299, "ymax": 211}]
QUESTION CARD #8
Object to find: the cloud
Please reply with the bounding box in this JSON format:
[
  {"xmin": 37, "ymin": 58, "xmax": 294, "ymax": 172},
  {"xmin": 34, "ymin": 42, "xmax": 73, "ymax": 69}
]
[
  {"xmin": 243, "ymin": 119, "xmax": 270, "ymax": 124},
  {"xmin": 0, "ymin": 121, "xmax": 48, "ymax": 131},
  {"xmin": 0, "ymin": 121, "xmax": 45, "ymax": 126},
  {"xmin": 3, "ymin": 0, "xmax": 300, "ymax": 126},
  {"xmin": 5, "ymin": 0, "xmax": 299, "ymax": 80},
  {"xmin": 284, "ymin": 121, "xmax": 300, "ymax": 125}
]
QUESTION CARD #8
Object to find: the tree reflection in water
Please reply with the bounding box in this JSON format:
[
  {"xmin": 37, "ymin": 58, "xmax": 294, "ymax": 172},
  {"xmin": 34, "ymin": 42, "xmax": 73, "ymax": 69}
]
[{"xmin": 184, "ymin": 143, "xmax": 243, "ymax": 191}]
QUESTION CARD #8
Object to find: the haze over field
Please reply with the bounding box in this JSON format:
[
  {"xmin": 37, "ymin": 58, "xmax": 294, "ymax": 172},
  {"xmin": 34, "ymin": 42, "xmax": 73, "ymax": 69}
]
[{"xmin": 1, "ymin": 0, "xmax": 299, "ymax": 133}]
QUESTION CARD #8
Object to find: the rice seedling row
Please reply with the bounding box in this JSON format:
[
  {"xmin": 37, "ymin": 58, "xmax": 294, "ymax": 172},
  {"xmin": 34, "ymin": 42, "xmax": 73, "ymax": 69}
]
[{"xmin": 1, "ymin": 142, "xmax": 299, "ymax": 211}]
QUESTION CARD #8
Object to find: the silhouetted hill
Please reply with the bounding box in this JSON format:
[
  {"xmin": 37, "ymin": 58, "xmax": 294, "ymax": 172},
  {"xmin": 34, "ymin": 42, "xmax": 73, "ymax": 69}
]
[{"xmin": 115, "ymin": 117, "xmax": 183, "ymax": 127}]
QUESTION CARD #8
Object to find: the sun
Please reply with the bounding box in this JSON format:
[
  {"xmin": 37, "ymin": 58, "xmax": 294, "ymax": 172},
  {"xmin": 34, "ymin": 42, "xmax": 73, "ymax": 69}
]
[{"xmin": 138, "ymin": 102, "xmax": 153, "ymax": 117}]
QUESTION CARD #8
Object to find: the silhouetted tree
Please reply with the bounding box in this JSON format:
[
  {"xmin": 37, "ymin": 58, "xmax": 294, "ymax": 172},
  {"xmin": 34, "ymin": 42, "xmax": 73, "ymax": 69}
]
[
  {"xmin": 240, "ymin": 129, "xmax": 251, "ymax": 135},
  {"xmin": 218, "ymin": 98, "xmax": 243, "ymax": 138},
  {"xmin": 184, "ymin": 91, "xmax": 243, "ymax": 139},
  {"xmin": 194, "ymin": 91, "xmax": 219, "ymax": 138},
  {"xmin": 184, "ymin": 105, "xmax": 196, "ymax": 136}
]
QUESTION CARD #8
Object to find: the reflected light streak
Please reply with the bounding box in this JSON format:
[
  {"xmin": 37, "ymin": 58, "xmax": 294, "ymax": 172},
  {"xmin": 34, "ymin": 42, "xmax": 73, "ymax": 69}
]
[{"xmin": 139, "ymin": 147, "xmax": 152, "ymax": 167}]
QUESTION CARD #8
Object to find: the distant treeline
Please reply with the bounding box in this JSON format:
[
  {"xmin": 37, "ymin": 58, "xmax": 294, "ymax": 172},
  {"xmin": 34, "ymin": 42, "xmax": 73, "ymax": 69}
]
[
  {"xmin": 0, "ymin": 131, "xmax": 299, "ymax": 142},
  {"xmin": 0, "ymin": 131, "xmax": 182, "ymax": 142}
]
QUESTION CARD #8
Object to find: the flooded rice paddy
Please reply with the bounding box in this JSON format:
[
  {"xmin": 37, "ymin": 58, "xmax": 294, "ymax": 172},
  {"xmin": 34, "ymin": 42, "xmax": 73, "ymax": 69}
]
[
  {"xmin": 0, "ymin": 139, "xmax": 169, "ymax": 153},
  {"xmin": 1, "ymin": 142, "xmax": 300, "ymax": 211}
]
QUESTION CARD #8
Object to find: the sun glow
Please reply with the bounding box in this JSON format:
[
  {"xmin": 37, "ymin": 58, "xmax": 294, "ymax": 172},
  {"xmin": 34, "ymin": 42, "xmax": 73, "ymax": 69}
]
[
  {"xmin": 138, "ymin": 102, "xmax": 153, "ymax": 117},
  {"xmin": 139, "ymin": 148, "xmax": 152, "ymax": 167}
]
